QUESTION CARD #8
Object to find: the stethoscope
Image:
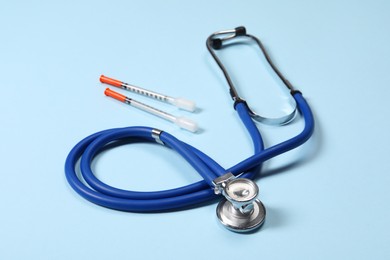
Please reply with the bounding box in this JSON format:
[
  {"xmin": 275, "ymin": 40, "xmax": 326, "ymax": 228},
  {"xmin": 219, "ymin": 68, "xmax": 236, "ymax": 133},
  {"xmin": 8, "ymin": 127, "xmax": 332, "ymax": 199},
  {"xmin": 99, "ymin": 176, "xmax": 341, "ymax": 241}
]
[{"xmin": 65, "ymin": 26, "xmax": 314, "ymax": 232}]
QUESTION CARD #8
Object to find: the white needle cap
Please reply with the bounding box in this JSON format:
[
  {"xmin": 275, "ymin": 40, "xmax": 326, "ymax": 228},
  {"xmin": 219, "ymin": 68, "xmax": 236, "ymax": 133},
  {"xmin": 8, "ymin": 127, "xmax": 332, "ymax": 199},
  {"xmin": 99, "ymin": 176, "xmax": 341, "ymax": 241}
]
[
  {"xmin": 172, "ymin": 98, "xmax": 196, "ymax": 112},
  {"xmin": 174, "ymin": 117, "xmax": 199, "ymax": 132}
]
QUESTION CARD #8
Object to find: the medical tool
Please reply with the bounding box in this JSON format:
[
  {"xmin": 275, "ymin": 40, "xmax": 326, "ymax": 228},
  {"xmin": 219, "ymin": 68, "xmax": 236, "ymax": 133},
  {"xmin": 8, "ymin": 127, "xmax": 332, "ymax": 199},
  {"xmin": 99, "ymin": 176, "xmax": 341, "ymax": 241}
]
[
  {"xmin": 100, "ymin": 75, "xmax": 196, "ymax": 112},
  {"xmin": 104, "ymin": 88, "xmax": 199, "ymax": 133},
  {"xmin": 208, "ymin": 26, "xmax": 297, "ymax": 125},
  {"xmin": 65, "ymin": 26, "xmax": 314, "ymax": 232}
]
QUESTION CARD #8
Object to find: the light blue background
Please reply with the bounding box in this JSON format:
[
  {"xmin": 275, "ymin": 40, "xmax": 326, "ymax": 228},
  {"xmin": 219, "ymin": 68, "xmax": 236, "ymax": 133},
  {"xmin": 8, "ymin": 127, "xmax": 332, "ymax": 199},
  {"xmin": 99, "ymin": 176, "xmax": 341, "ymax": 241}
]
[{"xmin": 1, "ymin": 0, "xmax": 389, "ymax": 259}]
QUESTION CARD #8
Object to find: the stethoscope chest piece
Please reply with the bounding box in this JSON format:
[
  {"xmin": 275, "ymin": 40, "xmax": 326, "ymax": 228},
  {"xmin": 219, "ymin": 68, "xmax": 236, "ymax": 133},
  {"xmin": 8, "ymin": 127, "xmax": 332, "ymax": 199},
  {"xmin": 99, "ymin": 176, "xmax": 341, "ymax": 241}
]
[
  {"xmin": 214, "ymin": 174, "xmax": 266, "ymax": 232},
  {"xmin": 217, "ymin": 198, "xmax": 265, "ymax": 232}
]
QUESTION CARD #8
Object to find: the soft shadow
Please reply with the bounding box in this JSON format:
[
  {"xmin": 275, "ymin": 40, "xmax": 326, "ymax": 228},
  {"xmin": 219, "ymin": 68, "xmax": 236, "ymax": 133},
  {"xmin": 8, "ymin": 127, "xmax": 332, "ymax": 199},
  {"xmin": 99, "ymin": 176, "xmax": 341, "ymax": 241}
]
[
  {"xmin": 195, "ymin": 127, "xmax": 205, "ymax": 134},
  {"xmin": 192, "ymin": 107, "xmax": 203, "ymax": 114},
  {"xmin": 260, "ymin": 206, "xmax": 289, "ymax": 231}
]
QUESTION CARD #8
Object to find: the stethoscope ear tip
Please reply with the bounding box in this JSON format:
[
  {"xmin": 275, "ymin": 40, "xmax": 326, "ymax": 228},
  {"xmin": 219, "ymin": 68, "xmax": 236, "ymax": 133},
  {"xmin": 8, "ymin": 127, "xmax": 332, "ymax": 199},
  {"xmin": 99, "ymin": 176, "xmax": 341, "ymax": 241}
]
[
  {"xmin": 234, "ymin": 26, "xmax": 246, "ymax": 36},
  {"xmin": 211, "ymin": 38, "xmax": 223, "ymax": 50}
]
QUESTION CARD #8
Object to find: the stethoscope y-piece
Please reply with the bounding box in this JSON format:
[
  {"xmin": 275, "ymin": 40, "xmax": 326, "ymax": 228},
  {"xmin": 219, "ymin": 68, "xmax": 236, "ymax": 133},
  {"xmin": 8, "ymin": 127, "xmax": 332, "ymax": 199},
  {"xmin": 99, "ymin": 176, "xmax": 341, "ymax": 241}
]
[{"xmin": 207, "ymin": 26, "xmax": 297, "ymax": 125}]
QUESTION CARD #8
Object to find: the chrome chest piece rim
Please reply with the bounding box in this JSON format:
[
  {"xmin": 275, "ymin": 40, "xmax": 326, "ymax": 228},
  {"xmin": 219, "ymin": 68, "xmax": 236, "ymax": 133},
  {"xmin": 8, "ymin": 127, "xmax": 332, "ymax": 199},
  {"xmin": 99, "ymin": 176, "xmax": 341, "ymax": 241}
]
[
  {"xmin": 213, "ymin": 173, "xmax": 266, "ymax": 232},
  {"xmin": 216, "ymin": 198, "xmax": 266, "ymax": 232}
]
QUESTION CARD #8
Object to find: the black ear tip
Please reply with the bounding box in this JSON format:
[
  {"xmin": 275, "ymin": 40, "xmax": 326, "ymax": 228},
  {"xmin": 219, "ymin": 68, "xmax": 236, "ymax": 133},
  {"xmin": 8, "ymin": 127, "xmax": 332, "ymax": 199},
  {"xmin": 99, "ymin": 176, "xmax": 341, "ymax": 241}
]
[
  {"xmin": 211, "ymin": 38, "xmax": 222, "ymax": 50},
  {"xmin": 235, "ymin": 26, "xmax": 246, "ymax": 36}
]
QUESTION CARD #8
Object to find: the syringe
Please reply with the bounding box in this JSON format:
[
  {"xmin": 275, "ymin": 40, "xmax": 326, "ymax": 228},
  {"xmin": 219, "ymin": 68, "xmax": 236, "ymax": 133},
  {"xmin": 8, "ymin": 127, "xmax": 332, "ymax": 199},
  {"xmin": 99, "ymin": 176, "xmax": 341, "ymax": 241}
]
[
  {"xmin": 100, "ymin": 75, "xmax": 196, "ymax": 112},
  {"xmin": 104, "ymin": 88, "xmax": 198, "ymax": 133}
]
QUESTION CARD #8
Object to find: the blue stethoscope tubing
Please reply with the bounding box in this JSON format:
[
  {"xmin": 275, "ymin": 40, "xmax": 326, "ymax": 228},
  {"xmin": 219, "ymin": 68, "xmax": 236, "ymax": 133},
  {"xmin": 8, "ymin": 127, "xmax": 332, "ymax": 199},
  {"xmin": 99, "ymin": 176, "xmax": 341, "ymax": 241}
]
[{"xmin": 65, "ymin": 92, "xmax": 314, "ymax": 212}]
